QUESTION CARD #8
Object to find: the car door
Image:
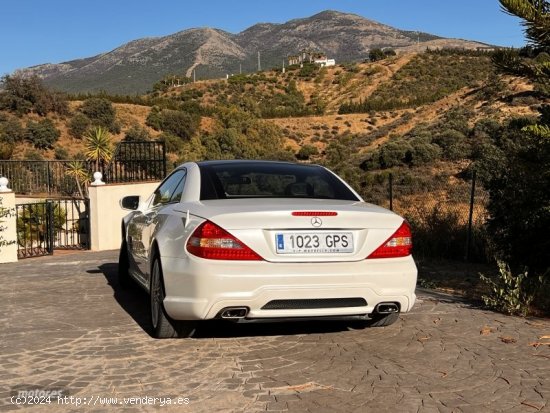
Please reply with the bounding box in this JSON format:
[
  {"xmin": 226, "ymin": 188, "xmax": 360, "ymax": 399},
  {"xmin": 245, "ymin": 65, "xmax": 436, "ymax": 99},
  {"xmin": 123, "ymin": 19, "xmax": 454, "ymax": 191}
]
[{"xmin": 129, "ymin": 169, "xmax": 187, "ymax": 281}]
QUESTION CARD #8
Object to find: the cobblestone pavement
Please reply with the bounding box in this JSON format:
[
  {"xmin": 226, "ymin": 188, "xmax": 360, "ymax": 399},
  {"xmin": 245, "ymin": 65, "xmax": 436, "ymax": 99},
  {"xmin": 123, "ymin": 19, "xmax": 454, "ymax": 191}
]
[{"xmin": 1, "ymin": 251, "xmax": 549, "ymax": 412}]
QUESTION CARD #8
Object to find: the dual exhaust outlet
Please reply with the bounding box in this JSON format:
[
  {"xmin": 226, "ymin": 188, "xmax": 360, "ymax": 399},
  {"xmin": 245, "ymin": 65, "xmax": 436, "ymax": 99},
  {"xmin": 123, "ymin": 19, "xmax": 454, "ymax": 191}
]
[
  {"xmin": 220, "ymin": 307, "xmax": 249, "ymax": 319},
  {"xmin": 374, "ymin": 302, "xmax": 399, "ymax": 314}
]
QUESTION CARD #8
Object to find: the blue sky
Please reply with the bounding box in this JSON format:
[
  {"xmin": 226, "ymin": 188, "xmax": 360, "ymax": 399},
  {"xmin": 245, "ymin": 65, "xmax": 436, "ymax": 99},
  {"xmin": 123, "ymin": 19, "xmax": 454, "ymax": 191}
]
[{"xmin": 1, "ymin": 0, "xmax": 526, "ymax": 76}]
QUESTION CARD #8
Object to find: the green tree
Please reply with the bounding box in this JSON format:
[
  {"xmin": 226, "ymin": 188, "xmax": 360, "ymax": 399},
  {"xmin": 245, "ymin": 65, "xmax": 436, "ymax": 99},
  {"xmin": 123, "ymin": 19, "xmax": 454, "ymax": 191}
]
[
  {"xmin": 0, "ymin": 74, "xmax": 68, "ymax": 116},
  {"xmin": 124, "ymin": 124, "xmax": 150, "ymax": 141},
  {"xmin": 65, "ymin": 160, "xmax": 89, "ymax": 199},
  {"xmin": 25, "ymin": 119, "xmax": 61, "ymax": 149},
  {"xmin": 484, "ymin": 0, "xmax": 550, "ymax": 278},
  {"xmin": 17, "ymin": 203, "xmax": 66, "ymax": 247},
  {"xmin": 80, "ymin": 98, "xmax": 119, "ymax": 133},
  {"xmin": 369, "ymin": 48, "xmax": 386, "ymax": 62},
  {"xmin": 296, "ymin": 144, "xmax": 319, "ymax": 160},
  {"xmin": 68, "ymin": 113, "xmax": 91, "ymax": 139},
  {"xmin": 146, "ymin": 109, "xmax": 199, "ymax": 141},
  {"xmin": 85, "ymin": 126, "xmax": 113, "ymax": 171}
]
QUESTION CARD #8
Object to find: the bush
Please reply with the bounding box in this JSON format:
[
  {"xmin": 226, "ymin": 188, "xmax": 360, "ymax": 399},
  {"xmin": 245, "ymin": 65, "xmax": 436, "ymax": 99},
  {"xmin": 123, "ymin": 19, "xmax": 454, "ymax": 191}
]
[
  {"xmin": 0, "ymin": 74, "xmax": 68, "ymax": 116},
  {"xmin": 433, "ymin": 129, "xmax": 470, "ymax": 160},
  {"xmin": 369, "ymin": 49, "xmax": 386, "ymax": 62},
  {"xmin": 482, "ymin": 118, "xmax": 550, "ymax": 273},
  {"xmin": 24, "ymin": 149, "xmax": 44, "ymax": 160},
  {"xmin": 158, "ymin": 132, "xmax": 184, "ymax": 153},
  {"xmin": 68, "ymin": 113, "xmax": 91, "ymax": 139},
  {"xmin": 25, "ymin": 119, "xmax": 60, "ymax": 149},
  {"xmin": 146, "ymin": 109, "xmax": 199, "ymax": 141},
  {"xmin": 80, "ymin": 98, "xmax": 119, "ymax": 133},
  {"xmin": 480, "ymin": 262, "xmax": 544, "ymax": 316},
  {"xmin": 0, "ymin": 117, "xmax": 24, "ymax": 144},
  {"xmin": 54, "ymin": 146, "xmax": 69, "ymax": 160},
  {"xmin": 296, "ymin": 144, "xmax": 319, "ymax": 160},
  {"xmin": 124, "ymin": 124, "xmax": 150, "ymax": 141}
]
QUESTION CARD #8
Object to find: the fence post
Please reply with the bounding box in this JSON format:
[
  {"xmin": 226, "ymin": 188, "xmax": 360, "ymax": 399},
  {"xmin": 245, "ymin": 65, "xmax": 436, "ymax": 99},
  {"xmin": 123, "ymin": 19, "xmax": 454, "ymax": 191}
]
[
  {"xmin": 465, "ymin": 170, "xmax": 477, "ymax": 261},
  {"xmin": 46, "ymin": 201, "xmax": 54, "ymax": 255},
  {"xmin": 46, "ymin": 162, "xmax": 52, "ymax": 194},
  {"xmin": 389, "ymin": 173, "xmax": 393, "ymax": 211},
  {"xmin": 84, "ymin": 198, "xmax": 91, "ymax": 250},
  {"xmin": 161, "ymin": 141, "xmax": 167, "ymax": 178}
]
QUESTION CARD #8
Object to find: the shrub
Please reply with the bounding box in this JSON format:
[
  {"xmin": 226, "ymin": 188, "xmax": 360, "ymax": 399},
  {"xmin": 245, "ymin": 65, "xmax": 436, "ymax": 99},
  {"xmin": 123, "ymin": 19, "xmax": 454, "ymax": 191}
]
[
  {"xmin": 433, "ymin": 129, "xmax": 470, "ymax": 160},
  {"xmin": 405, "ymin": 138, "xmax": 442, "ymax": 166},
  {"xmin": 369, "ymin": 49, "xmax": 386, "ymax": 62},
  {"xmin": 80, "ymin": 98, "xmax": 119, "ymax": 133},
  {"xmin": 124, "ymin": 124, "xmax": 150, "ymax": 141},
  {"xmin": 296, "ymin": 144, "xmax": 319, "ymax": 160},
  {"xmin": 0, "ymin": 117, "xmax": 24, "ymax": 144},
  {"xmin": 0, "ymin": 140, "xmax": 14, "ymax": 159},
  {"xmin": 482, "ymin": 118, "xmax": 550, "ymax": 273},
  {"xmin": 68, "ymin": 113, "xmax": 91, "ymax": 139},
  {"xmin": 24, "ymin": 149, "xmax": 44, "ymax": 160},
  {"xmin": 480, "ymin": 262, "xmax": 544, "ymax": 316},
  {"xmin": 146, "ymin": 108, "xmax": 199, "ymax": 141},
  {"xmin": 25, "ymin": 119, "xmax": 60, "ymax": 149},
  {"xmin": 0, "ymin": 74, "xmax": 68, "ymax": 116},
  {"xmin": 158, "ymin": 132, "xmax": 184, "ymax": 153},
  {"xmin": 54, "ymin": 146, "xmax": 69, "ymax": 160}
]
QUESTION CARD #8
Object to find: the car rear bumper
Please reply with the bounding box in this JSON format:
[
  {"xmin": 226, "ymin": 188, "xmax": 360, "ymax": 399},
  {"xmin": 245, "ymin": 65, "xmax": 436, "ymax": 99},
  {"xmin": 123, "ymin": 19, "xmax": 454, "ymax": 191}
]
[{"xmin": 160, "ymin": 255, "xmax": 417, "ymax": 321}]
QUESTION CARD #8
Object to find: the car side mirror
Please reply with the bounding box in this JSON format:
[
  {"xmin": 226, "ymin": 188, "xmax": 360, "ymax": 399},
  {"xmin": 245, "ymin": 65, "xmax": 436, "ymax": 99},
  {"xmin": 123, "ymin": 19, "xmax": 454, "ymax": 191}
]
[{"xmin": 120, "ymin": 195, "xmax": 140, "ymax": 211}]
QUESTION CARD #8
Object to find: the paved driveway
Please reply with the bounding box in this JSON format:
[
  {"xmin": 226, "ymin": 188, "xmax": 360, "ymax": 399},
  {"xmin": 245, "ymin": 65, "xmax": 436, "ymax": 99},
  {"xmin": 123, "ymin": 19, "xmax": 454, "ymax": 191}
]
[{"xmin": 1, "ymin": 251, "xmax": 549, "ymax": 412}]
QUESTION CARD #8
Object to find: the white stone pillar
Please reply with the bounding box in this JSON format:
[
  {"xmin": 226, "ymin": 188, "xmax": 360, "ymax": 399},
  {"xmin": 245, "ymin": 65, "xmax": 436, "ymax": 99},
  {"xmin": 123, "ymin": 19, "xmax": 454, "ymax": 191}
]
[{"xmin": 0, "ymin": 177, "xmax": 18, "ymax": 263}]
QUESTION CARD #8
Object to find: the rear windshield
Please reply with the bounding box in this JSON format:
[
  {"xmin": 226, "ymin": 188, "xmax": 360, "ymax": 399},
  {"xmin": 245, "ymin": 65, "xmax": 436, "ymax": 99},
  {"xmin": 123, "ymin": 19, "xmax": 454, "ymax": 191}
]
[{"xmin": 199, "ymin": 162, "xmax": 360, "ymax": 201}]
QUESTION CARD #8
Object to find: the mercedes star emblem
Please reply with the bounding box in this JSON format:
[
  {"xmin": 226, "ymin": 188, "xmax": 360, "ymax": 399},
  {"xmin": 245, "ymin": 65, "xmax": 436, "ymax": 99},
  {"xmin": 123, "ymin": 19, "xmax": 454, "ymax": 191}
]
[{"xmin": 311, "ymin": 217, "xmax": 323, "ymax": 227}]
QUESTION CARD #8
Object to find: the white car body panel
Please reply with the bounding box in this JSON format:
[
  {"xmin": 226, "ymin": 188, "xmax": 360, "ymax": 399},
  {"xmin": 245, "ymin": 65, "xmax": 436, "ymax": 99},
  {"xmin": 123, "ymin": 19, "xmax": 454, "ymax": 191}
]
[{"xmin": 122, "ymin": 161, "xmax": 418, "ymax": 322}]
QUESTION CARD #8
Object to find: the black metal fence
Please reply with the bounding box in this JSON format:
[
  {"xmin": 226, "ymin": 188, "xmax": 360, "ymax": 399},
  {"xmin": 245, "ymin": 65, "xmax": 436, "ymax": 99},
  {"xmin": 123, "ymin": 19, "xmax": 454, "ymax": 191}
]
[
  {"xmin": 16, "ymin": 198, "xmax": 90, "ymax": 259},
  {"xmin": 0, "ymin": 141, "xmax": 166, "ymax": 195},
  {"xmin": 0, "ymin": 160, "xmax": 94, "ymax": 196},
  {"xmin": 104, "ymin": 140, "xmax": 166, "ymax": 183},
  {"xmin": 365, "ymin": 171, "xmax": 488, "ymax": 262}
]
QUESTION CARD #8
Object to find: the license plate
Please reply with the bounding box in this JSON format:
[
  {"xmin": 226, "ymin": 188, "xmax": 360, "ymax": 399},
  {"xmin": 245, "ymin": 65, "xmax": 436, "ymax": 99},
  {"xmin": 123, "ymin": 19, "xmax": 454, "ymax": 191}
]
[{"xmin": 275, "ymin": 232, "xmax": 354, "ymax": 254}]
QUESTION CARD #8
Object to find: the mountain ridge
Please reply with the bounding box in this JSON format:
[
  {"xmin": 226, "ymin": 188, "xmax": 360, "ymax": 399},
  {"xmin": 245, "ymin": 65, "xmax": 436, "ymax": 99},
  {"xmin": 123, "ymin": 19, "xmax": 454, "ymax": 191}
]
[{"xmin": 15, "ymin": 10, "xmax": 492, "ymax": 94}]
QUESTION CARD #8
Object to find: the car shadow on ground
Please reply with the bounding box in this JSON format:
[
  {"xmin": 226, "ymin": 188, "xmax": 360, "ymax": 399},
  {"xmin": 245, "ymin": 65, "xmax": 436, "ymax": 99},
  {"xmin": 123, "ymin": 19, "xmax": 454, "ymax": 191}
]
[{"xmin": 97, "ymin": 263, "xmax": 353, "ymax": 339}]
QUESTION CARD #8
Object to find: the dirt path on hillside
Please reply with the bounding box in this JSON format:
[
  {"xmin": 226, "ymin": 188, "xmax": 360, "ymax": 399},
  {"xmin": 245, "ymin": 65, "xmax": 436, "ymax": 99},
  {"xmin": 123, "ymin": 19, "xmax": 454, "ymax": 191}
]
[{"xmin": 325, "ymin": 54, "xmax": 416, "ymax": 114}]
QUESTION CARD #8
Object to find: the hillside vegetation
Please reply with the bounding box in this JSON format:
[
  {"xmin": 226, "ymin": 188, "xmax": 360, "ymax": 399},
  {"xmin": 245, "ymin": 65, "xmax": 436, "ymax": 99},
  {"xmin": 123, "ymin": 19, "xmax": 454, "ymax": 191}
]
[{"xmin": 0, "ymin": 49, "xmax": 543, "ymax": 188}]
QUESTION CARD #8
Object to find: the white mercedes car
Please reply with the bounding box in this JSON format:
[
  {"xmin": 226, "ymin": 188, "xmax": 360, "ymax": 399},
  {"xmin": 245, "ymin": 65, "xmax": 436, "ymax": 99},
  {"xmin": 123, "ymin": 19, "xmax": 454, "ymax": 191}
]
[{"xmin": 119, "ymin": 160, "xmax": 417, "ymax": 338}]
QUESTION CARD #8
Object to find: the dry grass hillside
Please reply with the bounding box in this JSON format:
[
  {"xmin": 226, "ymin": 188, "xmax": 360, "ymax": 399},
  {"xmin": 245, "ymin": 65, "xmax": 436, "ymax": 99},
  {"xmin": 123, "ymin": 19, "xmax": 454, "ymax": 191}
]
[{"xmin": 1, "ymin": 50, "xmax": 544, "ymax": 165}]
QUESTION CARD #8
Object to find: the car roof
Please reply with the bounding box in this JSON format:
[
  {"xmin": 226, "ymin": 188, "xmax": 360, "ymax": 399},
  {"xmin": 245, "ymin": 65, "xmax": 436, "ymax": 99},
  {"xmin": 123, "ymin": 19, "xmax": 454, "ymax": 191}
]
[{"xmin": 195, "ymin": 160, "xmax": 321, "ymax": 168}]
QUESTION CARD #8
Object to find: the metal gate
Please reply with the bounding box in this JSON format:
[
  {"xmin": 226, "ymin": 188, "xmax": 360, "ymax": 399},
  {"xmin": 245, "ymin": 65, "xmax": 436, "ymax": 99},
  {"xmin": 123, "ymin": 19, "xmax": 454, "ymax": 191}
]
[{"xmin": 15, "ymin": 198, "xmax": 90, "ymax": 259}]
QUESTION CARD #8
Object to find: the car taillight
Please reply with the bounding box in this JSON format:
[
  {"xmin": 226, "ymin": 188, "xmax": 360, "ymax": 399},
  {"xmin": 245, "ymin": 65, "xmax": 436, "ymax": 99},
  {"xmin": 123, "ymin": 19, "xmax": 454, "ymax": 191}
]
[
  {"xmin": 367, "ymin": 221, "xmax": 412, "ymax": 259},
  {"xmin": 186, "ymin": 221, "xmax": 262, "ymax": 260}
]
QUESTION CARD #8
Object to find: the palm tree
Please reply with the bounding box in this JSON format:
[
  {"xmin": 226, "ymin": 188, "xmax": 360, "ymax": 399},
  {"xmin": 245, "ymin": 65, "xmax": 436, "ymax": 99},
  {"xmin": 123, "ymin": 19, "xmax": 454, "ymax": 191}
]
[
  {"xmin": 65, "ymin": 160, "xmax": 89, "ymax": 199},
  {"xmin": 85, "ymin": 126, "xmax": 113, "ymax": 172}
]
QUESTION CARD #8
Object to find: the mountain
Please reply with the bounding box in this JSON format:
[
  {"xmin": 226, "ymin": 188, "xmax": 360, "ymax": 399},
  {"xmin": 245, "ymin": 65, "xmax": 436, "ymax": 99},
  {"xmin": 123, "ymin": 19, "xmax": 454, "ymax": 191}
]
[{"xmin": 16, "ymin": 10, "xmax": 490, "ymax": 94}]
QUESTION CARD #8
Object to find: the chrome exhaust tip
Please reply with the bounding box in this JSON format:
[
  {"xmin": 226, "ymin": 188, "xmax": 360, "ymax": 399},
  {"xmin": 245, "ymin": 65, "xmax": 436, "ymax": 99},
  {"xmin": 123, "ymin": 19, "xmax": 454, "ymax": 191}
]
[
  {"xmin": 375, "ymin": 303, "xmax": 399, "ymax": 314},
  {"xmin": 220, "ymin": 307, "xmax": 249, "ymax": 319}
]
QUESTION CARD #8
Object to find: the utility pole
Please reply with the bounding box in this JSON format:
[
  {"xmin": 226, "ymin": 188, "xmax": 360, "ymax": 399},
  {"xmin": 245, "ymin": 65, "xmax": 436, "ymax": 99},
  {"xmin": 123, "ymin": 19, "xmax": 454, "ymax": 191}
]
[
  {"xmin": 239, "ymin": 63, "xmax": 242, "ymax": 74},
  {"xmin": 193, "ymin": 69, "xmax": 196, "ymax": 83},
  {"xmin": 282, "ymin": 59, "xmax": 285, "ymax": 74},
  {"xmin": 257, "ymin": 51, "xmax": 261, "ymax": 72}
]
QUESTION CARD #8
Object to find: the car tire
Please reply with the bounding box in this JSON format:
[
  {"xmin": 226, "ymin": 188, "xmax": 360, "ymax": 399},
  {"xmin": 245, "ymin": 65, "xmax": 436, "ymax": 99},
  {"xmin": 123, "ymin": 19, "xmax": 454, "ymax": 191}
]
[
  {"xmin": 368, "ymin": 311, "xmax": 400, "ymax": 327},
  {"xmin": 150, "ymin": 256, "xmax": 196, "ymax": 339},
  {"xmin": 118, "ymin": 240, "xmax": 132, "ymax": 289}
]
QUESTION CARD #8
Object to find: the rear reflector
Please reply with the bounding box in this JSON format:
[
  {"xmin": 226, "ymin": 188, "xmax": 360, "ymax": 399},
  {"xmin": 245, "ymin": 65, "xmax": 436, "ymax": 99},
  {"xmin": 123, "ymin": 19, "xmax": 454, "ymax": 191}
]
[
  {"xmin": 186, "ymin": 221, "xmax": 262, "ymax": 260},
  {"xmin": 367, "ymin": 221, "xmax": 412, "ymax": 259},
  {"xmin": 292, "ymin": 211, "xmax": 338, "ymax": 216}
]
